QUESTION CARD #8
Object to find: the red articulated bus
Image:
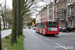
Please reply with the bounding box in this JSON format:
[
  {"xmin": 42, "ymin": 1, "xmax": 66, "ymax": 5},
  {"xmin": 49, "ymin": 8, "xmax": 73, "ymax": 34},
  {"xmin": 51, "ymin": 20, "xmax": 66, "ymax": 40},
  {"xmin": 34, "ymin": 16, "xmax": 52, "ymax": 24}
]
[{"xmin": 35, "ymin": 20, "xmax": 59, "ymax": 35}]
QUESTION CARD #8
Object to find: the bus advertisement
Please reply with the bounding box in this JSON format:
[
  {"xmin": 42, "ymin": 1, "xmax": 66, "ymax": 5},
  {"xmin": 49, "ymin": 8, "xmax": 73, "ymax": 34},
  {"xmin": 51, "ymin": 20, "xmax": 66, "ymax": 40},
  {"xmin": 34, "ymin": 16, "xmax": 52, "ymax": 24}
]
[{"xmin": 35, "ymin": 20, "xmax": 59, "ymax": 35}]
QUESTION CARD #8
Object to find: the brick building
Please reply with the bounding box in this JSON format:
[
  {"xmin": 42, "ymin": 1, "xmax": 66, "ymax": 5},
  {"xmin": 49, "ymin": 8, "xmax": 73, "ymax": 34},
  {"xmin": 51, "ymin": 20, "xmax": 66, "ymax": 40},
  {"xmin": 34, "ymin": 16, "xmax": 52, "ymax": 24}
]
[
  {"xmin": 67, "ymin": 0, "xmax": 75, "ymax": 27},
  {"xmin": 49, "ymin": 2, "xmax": 53, "ymax": 20}
]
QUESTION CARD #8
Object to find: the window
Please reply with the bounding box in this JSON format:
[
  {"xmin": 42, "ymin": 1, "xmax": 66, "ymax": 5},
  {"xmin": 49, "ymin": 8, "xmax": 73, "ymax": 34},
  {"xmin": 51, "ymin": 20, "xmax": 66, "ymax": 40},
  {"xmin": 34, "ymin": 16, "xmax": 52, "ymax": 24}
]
[
  {"xmin": 74, "ymin": 6, "xmax": 75, "ymax": 14},
  {"xmin": 47, "ymin": 22, "xmax": 58, "ymax": 27},
  {"xmin": 40, "ymin": 22, "xmax": 45, "ymax": 29}
]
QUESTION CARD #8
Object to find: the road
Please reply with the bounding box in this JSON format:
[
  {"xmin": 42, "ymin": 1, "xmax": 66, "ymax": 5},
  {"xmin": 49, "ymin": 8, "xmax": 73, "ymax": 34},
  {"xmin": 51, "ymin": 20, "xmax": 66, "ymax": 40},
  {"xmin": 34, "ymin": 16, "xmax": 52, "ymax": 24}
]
[
  {"xmin": 23, "ymin": 29, "xmax": 75, "ymax": 50},
  {"xmin": 1, "ymin": 29, "xmax": 11, "ymax": 38}
]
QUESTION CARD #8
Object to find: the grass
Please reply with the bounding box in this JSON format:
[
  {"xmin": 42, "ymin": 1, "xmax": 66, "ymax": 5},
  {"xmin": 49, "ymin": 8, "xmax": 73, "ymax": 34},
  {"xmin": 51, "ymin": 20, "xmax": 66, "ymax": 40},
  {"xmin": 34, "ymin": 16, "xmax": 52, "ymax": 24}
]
[
  {"xmin": 1, "ymin": 28, "xmax": 11, "ymax": 31},
  {"xmin": 2, "ymin": 34, "xmax": 24, "ymax": 50}
]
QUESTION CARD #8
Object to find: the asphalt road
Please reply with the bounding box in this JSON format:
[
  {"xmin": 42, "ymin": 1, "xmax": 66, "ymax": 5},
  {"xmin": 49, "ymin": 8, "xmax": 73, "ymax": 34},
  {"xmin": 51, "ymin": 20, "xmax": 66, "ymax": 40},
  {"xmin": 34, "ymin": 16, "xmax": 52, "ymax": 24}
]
[{"xmin": 23, "ymin": 29, "xmax": 75, "ymax": 50}]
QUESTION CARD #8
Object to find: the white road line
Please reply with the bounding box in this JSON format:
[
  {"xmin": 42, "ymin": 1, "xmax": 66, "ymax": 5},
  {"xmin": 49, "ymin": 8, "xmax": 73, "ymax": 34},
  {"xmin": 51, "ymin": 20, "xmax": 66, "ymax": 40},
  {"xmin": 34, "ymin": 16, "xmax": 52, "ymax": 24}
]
[
  {"xmin": 45, "ymin": 38, "xmax": 50, "ymax": 41},
  {"xmin": 56, "ymin": 43, "xmax": 68, "ymax": 49}
]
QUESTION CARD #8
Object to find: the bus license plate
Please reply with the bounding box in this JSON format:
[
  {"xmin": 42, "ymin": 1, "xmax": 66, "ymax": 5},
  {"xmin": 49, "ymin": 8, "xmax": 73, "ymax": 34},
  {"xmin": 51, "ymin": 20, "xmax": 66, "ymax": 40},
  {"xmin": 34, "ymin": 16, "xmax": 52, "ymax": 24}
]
[{"xmin": 49, "ymin": 28, "xmax": 57, "ymax": 31}]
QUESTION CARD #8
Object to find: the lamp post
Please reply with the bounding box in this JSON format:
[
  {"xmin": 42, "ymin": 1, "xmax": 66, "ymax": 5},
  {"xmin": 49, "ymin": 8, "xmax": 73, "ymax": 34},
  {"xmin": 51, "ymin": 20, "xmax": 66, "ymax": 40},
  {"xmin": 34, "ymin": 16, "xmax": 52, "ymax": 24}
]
[
  {"xmin": 0, "ymin": 4, "xmax": 1, "ymax": 50},
  {"xmin": 17, "ymin": 0, "xmax": 20, "ymax": 38},
  {"xmin": 0, "ymin": 17, "xmax": 1, "ymax": 50},
  {"xmin": 53, "ymin": 0, "xmax": 56, "ymax": 21}
]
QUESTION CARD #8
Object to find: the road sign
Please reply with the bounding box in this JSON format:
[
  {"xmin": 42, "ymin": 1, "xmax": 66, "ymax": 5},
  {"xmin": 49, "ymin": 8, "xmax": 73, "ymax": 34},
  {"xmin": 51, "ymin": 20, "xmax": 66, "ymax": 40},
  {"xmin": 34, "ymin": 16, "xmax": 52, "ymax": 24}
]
[{"xmin": 32, "ymin": 22, "xmax": 34, "ymax": 25}]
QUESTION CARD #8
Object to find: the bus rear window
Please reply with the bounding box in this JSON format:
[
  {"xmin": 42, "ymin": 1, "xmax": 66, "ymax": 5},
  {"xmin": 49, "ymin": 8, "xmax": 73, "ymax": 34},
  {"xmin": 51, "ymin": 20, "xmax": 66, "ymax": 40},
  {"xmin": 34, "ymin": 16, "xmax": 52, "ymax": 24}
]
[{"xmin": 47, "ymin": 22, "xmax": 58, "ymax": 27}]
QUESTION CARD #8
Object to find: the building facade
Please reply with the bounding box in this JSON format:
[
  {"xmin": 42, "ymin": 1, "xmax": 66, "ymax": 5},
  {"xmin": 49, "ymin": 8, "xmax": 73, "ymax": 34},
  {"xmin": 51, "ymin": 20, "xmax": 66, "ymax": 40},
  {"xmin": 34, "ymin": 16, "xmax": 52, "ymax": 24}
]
[
  {"xmin": 67, "ymin": 0, "xmax": 75, "ymax": 27},
  {"xmin": 55, "ymin": 0, "xmax": 61, "ymax": 26},
  {"xmin": 36, "ymin": 0, "xmax": 75, "ymax": 28},
  {"xmin": 35, "ymin": 14, "xmax": 41, "ymax": 23},
  {"xmin": 39, "ymin": 7, "xmax": 47, "ymax": 22},
  {"xmin": 49, "ymin": 2, "xmax": 53, "ymax": 20},
  {"xmin": 60, "ymin": 0, "xmax": 67, "ymax": 27},
  {"xmin": 55, "ymin": 0, "xmax": 67, "ymax": 27}
]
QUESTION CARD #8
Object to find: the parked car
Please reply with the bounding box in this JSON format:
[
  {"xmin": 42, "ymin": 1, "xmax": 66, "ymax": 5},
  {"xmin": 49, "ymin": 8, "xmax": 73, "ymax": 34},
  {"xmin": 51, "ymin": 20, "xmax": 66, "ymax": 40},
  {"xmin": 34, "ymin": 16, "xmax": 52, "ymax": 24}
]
[
  {"xmin": 62, "ymin": 27, "xmax": 73, "ymax": 32},
  {"xmin": 28, "ymin": 27, "xmax": 31, "ymax": 29},
  {"xmin": 24, "ymin": 27, "xmax": 26, "ymax": 29},
  {"xmin": 72, "ymin": 27, "xmax": 75, "ymax": 31},
  {"xmin": 32, "ymin": 25, "xmax": 36, "ymax": 30},
  {"xmin": 59, "ymin": 27, "xmax": 63, "ymax": 32}
]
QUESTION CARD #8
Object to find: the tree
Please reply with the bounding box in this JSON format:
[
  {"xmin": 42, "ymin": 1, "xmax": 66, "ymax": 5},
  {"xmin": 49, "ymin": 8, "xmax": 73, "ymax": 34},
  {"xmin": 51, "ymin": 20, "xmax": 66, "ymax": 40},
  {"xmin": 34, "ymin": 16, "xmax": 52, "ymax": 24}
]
[
  {"xmin": 11, "ymin": 0, "xmax": 18, "ymax": 44},
  {"xmin": 0, "ymin": 0, "xmax": 9, "ymax": 29},
  {"xmin": 5, "ymin": 9, "xmax": 12, "ymax": 28},
  {"xmin": 11, "ymin": 0, "xmax": 34, "ymax": 44},
  {"xmin": 18, "ymin": 0, "xmax": 34, "ymax": 35},
  {"xmin": 27, "ymin": 18, "xmax": 35, "ymax": 26}
]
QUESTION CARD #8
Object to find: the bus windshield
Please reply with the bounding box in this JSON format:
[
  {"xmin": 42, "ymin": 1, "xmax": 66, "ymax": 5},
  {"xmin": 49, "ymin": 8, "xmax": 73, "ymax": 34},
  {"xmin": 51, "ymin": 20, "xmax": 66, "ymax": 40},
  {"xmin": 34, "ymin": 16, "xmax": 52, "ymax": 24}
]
[{"xmin": 47, "ymin": 22, "xmax": 58, "ymax": 27}]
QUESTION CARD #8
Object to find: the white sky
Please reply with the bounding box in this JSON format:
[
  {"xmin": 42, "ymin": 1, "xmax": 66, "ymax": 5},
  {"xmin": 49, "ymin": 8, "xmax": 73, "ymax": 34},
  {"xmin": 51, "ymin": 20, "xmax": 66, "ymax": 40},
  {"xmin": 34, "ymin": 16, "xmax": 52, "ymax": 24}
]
[
  {"xmin": 0, "ymin": 0, "xmax": 12, "ymax": 9},
  {"xmin": 0, "ymin": 0, "xmax": 53, "ymax": 18}
]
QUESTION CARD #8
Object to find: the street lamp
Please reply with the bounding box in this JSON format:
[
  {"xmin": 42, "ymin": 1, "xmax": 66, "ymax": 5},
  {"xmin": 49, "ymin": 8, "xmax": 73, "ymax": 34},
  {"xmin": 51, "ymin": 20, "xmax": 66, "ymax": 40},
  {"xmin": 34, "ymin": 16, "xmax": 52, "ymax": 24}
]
[
  {"xmin": 17, "ymin": 0, "xmax": 20, "ymax": 38},
  {"xmin": 0, "ymin": 19, "xmax": 1, "ymax": 50},
  {"xmin": 0, "ymin": 4, "xmax": 2, "ymax": 50}
]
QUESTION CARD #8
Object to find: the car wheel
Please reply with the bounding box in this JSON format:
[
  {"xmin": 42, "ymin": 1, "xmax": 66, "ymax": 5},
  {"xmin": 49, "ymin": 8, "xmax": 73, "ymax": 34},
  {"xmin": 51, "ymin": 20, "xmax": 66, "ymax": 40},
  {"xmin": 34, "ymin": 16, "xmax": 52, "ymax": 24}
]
[
  {"xmin": 74, "ymin": 30, "xmax": 75, "ymax": 32},
  {"xmin": 36, "ymin": 31, "xmax": 37, "ymax": 33},
  {"xmin": 67, "ymin": 30, "xmax": 68, "ymax": 32}
]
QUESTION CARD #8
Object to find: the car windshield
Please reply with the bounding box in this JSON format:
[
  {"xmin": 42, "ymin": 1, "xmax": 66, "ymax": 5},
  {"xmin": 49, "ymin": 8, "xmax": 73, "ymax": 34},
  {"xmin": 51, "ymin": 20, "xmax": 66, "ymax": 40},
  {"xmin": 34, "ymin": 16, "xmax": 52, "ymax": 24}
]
[
  {"xmin": 62, "ymin": 27, "xmax": 66, "ymax": 29},
  {"xmin": 47, "ymin": 22, "xmax": 58, "ymax": 27}
]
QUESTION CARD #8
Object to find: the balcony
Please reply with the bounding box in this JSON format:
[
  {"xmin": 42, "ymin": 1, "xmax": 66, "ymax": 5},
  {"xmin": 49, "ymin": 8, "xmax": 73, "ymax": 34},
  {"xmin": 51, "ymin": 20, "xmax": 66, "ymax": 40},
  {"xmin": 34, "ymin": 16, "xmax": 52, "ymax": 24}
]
[
  {"xmin": 60, "ymin": 8, "xmax": 67, "ymax": 11},
  {"xmin": 67, "ymin": 1, "xmax": 75, "ymax": 6},
  {"xmin": 60, "ymin": 0, "xmax": 67, "ymax": 2},
  {"xmin": 55, "ymin": 17, "xmax": 65, "ymax": 21},
  {"xmin": 60, "ymin": 17, "xmax": 65, "ymax": 20},
  {"xmin": 67, "ymin": 12, "xmax": 75, "ymax": 17}
]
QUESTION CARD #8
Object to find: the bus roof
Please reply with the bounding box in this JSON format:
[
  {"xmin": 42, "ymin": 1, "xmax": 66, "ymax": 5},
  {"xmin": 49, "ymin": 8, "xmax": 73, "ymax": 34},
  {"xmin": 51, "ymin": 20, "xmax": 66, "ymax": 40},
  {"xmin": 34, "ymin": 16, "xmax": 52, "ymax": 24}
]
[{"xmin": 35, "ymin": 20, "xmax": 58, "ymax": 24}]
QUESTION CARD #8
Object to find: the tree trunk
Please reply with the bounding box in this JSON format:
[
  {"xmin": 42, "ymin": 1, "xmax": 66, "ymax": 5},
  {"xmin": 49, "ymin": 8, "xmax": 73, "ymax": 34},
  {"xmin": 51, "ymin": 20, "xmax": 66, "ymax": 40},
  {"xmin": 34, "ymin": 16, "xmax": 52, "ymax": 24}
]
[
  {"xmin": 19, "ymin": 0, "xmax": 25, "ymax": 35},
  {"xmin": 11, "ymin": 0, "xmax": 17, "ymax": 44},
  {"xmin": 5, "ymin": 20, "xmax": 7, "ymax": 29},
  {"xmin": 3, "ymin": 17, "xmax": 5, "ymax": 29},
  {"xmin": 19, "ymin": 0, "xmax": 23, "ymax": 35}
]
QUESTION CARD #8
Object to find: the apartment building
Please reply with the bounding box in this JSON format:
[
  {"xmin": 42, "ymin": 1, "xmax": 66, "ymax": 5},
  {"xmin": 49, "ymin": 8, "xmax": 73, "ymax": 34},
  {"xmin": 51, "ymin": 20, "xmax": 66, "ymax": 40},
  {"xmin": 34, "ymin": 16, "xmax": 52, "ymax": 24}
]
[
  {"xmin": 49, "ymin": 2, "xmax": 53, "ymax": 20},
  {"xmin": 40, "ymin": 7, "xmax": 47, "ymax": 22},
  {"xmin": 54, "ymin": 0, "xmax": 75, "ymax": 27},
  {"xmin": 35, "ymin": 14, "xmax": 41, "ymax": 23},
  {"xmin": 55, "ymin": 0, "xmax": 67, "ymax": 27},
  {"xmin": 60, "ymin": 0, "xmax": 67, "ymax": 27},
  {"xmin": 67, "ymin": 0, "xmax": 75, "ymax": 27},
  {"xmin": 55, "ymin": 0, "xmax": 61, "ymax": 26}
]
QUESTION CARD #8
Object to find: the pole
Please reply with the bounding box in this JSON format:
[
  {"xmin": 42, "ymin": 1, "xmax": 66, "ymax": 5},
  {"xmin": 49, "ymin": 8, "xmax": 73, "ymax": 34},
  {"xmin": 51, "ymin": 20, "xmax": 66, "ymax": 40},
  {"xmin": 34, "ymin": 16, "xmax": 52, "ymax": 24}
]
[
  {"xmin": 0, "ymin": 4, "xmax": 2, "ymax": 50},
  {"xmin": 0, "ymin": 18, "xmax": 2, "ymax": 50},
  {"xmin": 17, "ymin": 0, "xmax": 20, "ymax": 38},
  {"xmin": 53, "ymin": 0, "xmax": 56, "ymax": 21}
]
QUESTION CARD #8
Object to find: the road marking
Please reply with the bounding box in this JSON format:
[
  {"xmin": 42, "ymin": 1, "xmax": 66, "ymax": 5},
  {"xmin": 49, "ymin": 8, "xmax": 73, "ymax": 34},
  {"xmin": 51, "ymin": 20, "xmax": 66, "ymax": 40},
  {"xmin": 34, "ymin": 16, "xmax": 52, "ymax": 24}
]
[
  {"xmin": 56, "ymin": 43, "xmax": 68, "ymax": 49},
  {"xmin": 45, "ymin": 38, "xmax": 50, "ymax": 41}
]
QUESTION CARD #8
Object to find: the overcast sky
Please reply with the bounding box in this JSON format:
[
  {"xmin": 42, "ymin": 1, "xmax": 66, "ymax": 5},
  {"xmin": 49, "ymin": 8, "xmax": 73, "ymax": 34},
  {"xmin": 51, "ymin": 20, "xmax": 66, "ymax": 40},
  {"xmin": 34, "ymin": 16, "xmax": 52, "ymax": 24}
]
[{"xmin": 0, "ymin": 0, "xmax": 53, "ymax": 18}]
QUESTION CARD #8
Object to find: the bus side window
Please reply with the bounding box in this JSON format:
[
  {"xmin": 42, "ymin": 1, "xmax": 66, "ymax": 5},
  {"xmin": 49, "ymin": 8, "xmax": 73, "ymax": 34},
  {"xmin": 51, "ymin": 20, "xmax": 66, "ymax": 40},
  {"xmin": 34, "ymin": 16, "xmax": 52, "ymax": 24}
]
[{"xmin": 41, "ymin": 22, "xmax": 45, "ymax": 29}]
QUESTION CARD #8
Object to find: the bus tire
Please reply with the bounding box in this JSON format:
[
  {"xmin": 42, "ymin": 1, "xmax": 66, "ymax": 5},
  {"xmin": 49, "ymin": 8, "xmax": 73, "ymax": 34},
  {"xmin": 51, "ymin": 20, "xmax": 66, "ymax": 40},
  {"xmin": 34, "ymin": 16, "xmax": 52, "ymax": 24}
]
[
  {"xmin": 42, "ymin": 31, "xmax": 43, "ymax": 34},
  {"xmin": 42, "ymin": 34, "xmax": 46, "ymax": 36},
  {"xmin": 52, "ymin": 35, "xmax": 55, "ymax": 36},
  {"xmin": 36, "ymin": 31, "xmax": 37, "ymax": 33},
  {"xmin": 38, "ymin": 30, "xmax": 40, "ymax": 34}
]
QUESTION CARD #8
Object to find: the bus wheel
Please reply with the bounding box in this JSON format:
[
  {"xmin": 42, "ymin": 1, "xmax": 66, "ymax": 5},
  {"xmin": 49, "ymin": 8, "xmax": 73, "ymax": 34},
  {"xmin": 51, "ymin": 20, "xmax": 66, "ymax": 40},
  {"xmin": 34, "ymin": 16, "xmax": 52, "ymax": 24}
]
[
  {"xmin": 36, "ymin": 31, "xmax": 37, "ymax": 33},
  {"xmin": 38, "ymin": 30, "xmax": 40, "ymax": 34},
  {"xmin": 52, "ymin": 35, "xmax": 55, "ymax": 36},
  {"xmin": 43, "ymin": 34, "xmax": 46, "ymax": 36},
  {"xmin": 42, "ymin": 31, "xmax": 43, "ymax": 34}
]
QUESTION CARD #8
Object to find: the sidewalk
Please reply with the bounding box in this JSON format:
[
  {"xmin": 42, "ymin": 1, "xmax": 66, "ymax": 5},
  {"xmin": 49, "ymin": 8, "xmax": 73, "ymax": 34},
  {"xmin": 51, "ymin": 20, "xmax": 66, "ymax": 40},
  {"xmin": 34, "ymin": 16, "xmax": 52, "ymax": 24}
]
[{"xmin": 1, "ymin": 29, "xmax": 11, "ymax": 39}]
